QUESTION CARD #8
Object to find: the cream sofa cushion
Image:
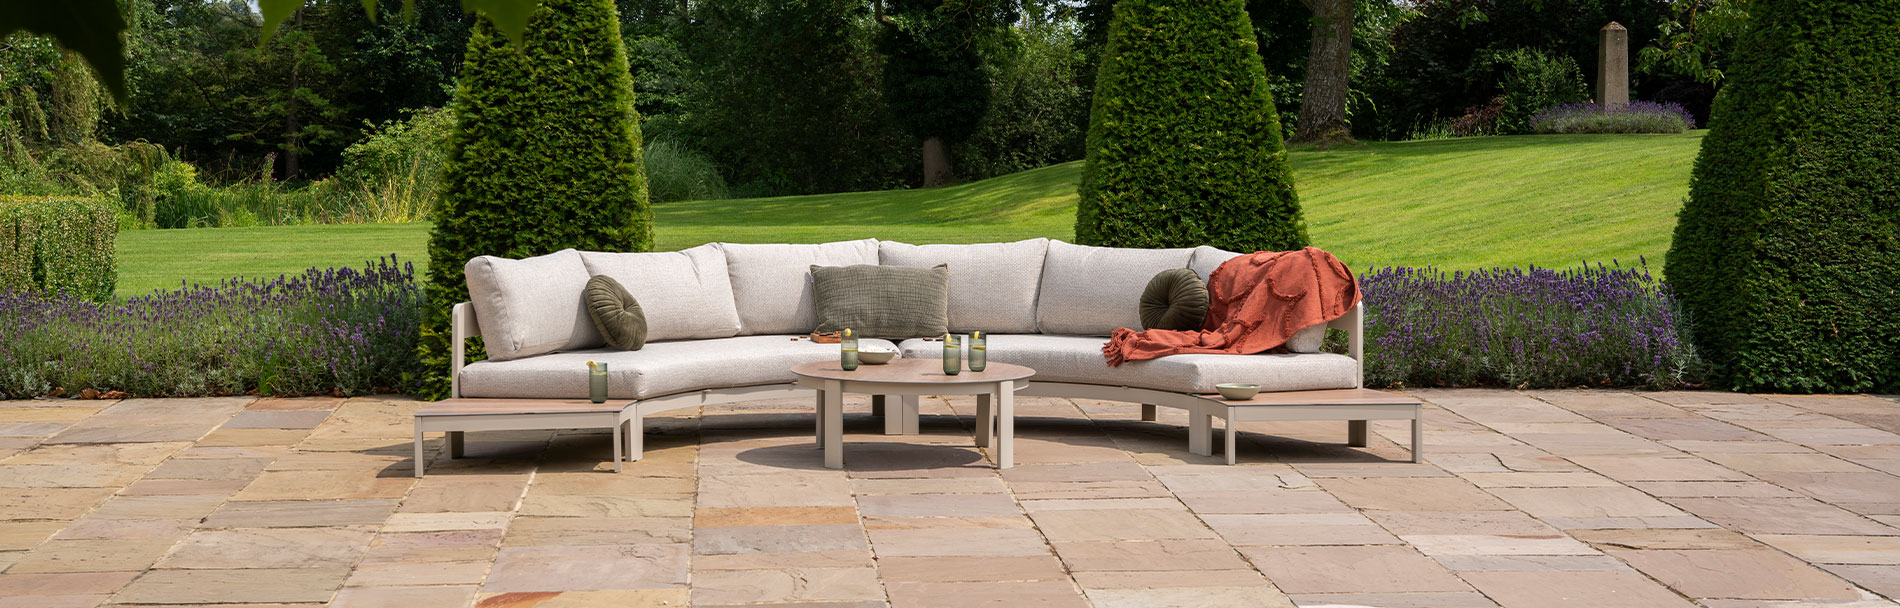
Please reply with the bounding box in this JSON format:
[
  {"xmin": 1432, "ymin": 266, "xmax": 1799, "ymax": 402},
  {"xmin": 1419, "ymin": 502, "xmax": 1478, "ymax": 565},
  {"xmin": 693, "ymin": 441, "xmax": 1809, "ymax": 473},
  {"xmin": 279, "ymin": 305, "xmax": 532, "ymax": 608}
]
[
  {"xmin": 579, "ymin": 244, "xmax": 742, "ymax": 341},
  {"xmin": 465, "ymin": 249, "xmax": 600, "ymax": 361},
  {"xmin": 1036, "ymin": 240, "xmax": 1194, "ymax": 336},
  {"xmin": 459, "ymin": 335, "xmax": 897, "ymax": 399},
  {"xmin": 719, "ymin": 240, "xmax": 879, "ymax": 335},
  {"xmin": 896, "ymin": 334, "xmax": 1357, "ymax": 394},
  {"xmin": 879, "ymin": 239, "xmax": 1047, "ymax": 333}
]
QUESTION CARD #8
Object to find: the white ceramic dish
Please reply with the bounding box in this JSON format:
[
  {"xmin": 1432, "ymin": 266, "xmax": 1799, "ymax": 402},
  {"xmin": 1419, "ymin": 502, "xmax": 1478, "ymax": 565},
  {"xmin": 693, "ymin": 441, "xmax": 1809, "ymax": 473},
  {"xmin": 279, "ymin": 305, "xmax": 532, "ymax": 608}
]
[{"xmin": 858, "ymin": 347, "xmax": 898, "ymax": 365}]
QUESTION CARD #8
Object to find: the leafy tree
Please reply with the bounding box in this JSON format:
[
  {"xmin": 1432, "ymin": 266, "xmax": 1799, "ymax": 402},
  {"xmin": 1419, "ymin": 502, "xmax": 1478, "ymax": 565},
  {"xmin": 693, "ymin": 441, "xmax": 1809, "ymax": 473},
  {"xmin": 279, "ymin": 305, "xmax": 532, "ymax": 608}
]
[
  {"xmin": 417, "ymin": 0, "xmax": 648, "ymax": 398},
  {"xmin": 874, "ymin": 0, "xmax": 1008, "ymax": 186},
  {"xmin": 951, "ymin": 12, "xmax": 1088, "ymax": 180},
  {"xmin": 1076, "ymin": 0, "xmax": 1307, "ymax": 252},
  {"xmin": 1665, "ymin": 0, "xmax": 1899, "ymax": 393}
]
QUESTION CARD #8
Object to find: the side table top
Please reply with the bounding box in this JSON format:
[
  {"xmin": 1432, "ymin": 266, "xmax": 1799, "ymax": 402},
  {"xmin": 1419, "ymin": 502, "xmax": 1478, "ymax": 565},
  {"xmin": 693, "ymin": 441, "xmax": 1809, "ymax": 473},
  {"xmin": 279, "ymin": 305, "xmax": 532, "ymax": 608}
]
[
  {"xmin": 418, "ymin": 398, "xmax": 626, "ymax": 417},
  {"xmin": 792, "ymin": 358, "xmax": 1035, "ymax": 384},
  {"xmin": 1209, "ymin": 388, "xmax": 1421, "ymax": 407}
]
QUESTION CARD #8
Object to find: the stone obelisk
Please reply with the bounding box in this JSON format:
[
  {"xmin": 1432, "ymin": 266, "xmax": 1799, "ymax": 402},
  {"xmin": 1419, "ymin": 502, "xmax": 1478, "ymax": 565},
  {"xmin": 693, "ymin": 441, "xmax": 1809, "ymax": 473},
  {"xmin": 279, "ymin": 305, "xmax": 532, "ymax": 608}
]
[{"xmin": 1598, "ymin": 22, "xmax": 1630, "ymax": 108}]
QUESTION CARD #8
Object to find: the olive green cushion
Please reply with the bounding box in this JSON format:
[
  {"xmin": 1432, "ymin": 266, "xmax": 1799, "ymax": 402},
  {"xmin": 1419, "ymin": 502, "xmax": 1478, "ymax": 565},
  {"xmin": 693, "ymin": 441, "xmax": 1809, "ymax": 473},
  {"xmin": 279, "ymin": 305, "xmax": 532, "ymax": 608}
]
[
  {"xmin": 1139, "ymin": 268, "xmax": 1210, "ymax": 331},
  {"xmin": 584, "ymin": 275, "xmax": 648, "ymax": 350},
  {"xmin": 810, "ymin": 264, "xmax": 950, "ymax": 340}
]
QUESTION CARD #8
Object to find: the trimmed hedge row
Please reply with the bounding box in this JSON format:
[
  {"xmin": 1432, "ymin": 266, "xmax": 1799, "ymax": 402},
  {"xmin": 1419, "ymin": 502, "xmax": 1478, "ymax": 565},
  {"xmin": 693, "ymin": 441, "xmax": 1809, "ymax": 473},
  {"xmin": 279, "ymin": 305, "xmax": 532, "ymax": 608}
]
[
  {"xmin": 1075, "ymin": 0, "xmax": 1307, "ymax": 252},
  {"xmin": 1665, "ymin": 0, "xmax": 1900, "ymax": 393},
  {"xmin": 0, "ymin": 196, "xmax": 117, "ymax": 301}
]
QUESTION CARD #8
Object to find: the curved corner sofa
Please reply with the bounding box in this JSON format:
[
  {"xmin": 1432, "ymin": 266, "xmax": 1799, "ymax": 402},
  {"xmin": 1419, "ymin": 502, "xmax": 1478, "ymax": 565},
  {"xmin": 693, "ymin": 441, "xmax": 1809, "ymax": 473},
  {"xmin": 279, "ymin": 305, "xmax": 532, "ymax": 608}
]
[{"xmin": 450, "ymin": 238, "xmax": 1364, "ymax": 460}]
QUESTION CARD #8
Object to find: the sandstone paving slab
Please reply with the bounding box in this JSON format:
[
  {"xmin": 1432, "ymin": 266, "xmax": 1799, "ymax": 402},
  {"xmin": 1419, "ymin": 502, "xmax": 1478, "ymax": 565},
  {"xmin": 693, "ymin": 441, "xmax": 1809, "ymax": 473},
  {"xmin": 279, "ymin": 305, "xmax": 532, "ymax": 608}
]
[
  {"xmin": 696, "ymin": 473, "xmax": 855, "ymax": 508},
  {"xmin": 514, "ymin": 494, "xmax": 693, "ymax": 519},
  {"xmin": 0, "ymin": 423, "xmax": 70, "ymax": 438},
  {"xmin": 0, "ymin": 521, "xmax": 63, "ymax": 550},
  {"xmin": 1000, "ymin": 461, "xmax": 1151, "ymax": 484},
  {"xmin": 1759, "ymin": 427, "xmax": 1900, "ymax": 447},
  {"xmin": 399, "ymin": 478, "xmax": 533, "ymax": 513},
  {"xmin": 86, "ymin": 494, "xmax": 229, "ymax": 520},
  {"xmin": 874, "ymin": 555, "xmax": 1069, "ymax": 582},
  {"xmin": 1458, "ymin": 571, "xmax": 1699, "ymax": 607},
  {"xmin": 1286, "ymin": 592, "xmax": 1500, "ymax": 608},
  {"xmin": 1201, "ymin": 512, "xmax": 1400, "ymax": 546},
  {"xmin": 1569, "ymin": 528, "xmax": 1761, "ymax": 550},
  {"xmin": 194, "ymin": 428, "xmax": 315, "ymax": 448},
  {"xmin": 48, "ymin": 517, "xmax": 192, "ymax": 542},
  {"xmin": 328, "ymin": 584, "xmax": 478, "ymax": 608},
  {"xmin": 5, "ymin": 538, "xmax": 177, "ymax": 573},
  {"xmin": 357, "ymin": 529, "xmax": 505, "ymax": 565},
  {"xmin": 1511, "ymin": 432, "xmax": 1676, "ymax": 457},
  {"xmin": 1457, "ymin": 471, "xmax": 1622, "ymax": 488},
  {"xmin": 1487, "ymin": 486, "xmax": 1688, "ymax": 519},
  {"xmin": 866, "ymin": 526, "xmax": 1051, "ymax": 558},
  {"xmin": 1315, "ymin": 477, "xmax": 1513, "ymax": 511},
  {"xmin": 1701, "ymin": 452, "xmax": 1874, "ymax": 474},
  {"xmin": 1524, "ymin": 391, "xmax": 1697, "ymax": 418},
  {"xmin": 1663, "ymin": 440, "xmax": 1819, "ymax": 454},
  {"xmin": 244, "ymin": 397, "xmax": 345, "ymax": 411},
  {"xmin": 1431, "ymin": 554, "xmax": 1631, "ymax": 572},
  {"xmin": 1073, "ymin": 570, "xmax": 1290, "ymax": 608},
  {"xmin": 1565, "ymin": 455, "xmax": 1753, "ymax": 482},
  {"xmin": 1170, "ymin": 490, "xmax": 1351, "ymax": 514},
  {"xmin": 502, "ymin": 516, "xmax": 691, "ymax": 546},
  {"xmin": 850, "ymin": 477, "xmax": 1007, "ymax": 495},
  {"xmin": 1625, "ymin": 480, "xmax": 1803, "ymax": 498},
  {"xmin": 0, "ymin": 594, "xmax": 108, "ymax": 608},
  {"xmin": 1539, "ymin": 515, "xmax": 1720, "ymax": 530},
  {"xmin": 1666, "ymin": 497, "xmax": 1898, "ymax": 535},
  {"xmin": 1050, "ymin": 538, "xmax": 1249, "ymax": 571},
  {"xmin": 0, "ymin": 464, "xmax": 149, "ymax": 488},
  {"xmin": 231, "ymin": 469, "xmax": 410, "ymax": 501},
  {"xmin": 46, "ymin": 425, "xmax": 214, "ymax": 445},
  {"xmin": 0, "ymin": 488, "xmax": 122, "ymax": 520},
  {"xmin": 383, "ymin": 512, "xmax": 512, "ymax": 532},
  {"xmin": 1753, "ymin": 471, "xmax": 1900, "ymax": 505},
  {"xmin": 1288, "ymin": 462, "xmax": 1453, "ymax": 478},
  {"xmin": 693, "ymin": 549, "xmax": 874, "ymax": 571},
  {"xmin": 202, "ymin": 499, "xmax": 399, "ymax": 528},
  {"xmin": 1151, "ymin": 469, "xmax": 1312, "ymax": 494},
  {"xmin": 1366, "ymin": 510, "xmax": 1563, "ymax": 536},
  {"xmin": 473, "ymin": 588, "xmax": 690, "ymax": 607},
  {"xmin": 1016, "ymin": 497, "xmax": 1182, "ymax": 511},
  {"xmin": 689, "ymin": 567, "xmax": 883, "ymax": 604},
  {"xmin": 481, "ymin": 545, "xmax": 689, "ymax": 593},
  {"xmin": 1240, "ymin": 545, "xmax": 1470, "ymax": 594},
  {"xmin": 1400, "ymin": 534, "xmax": 1599, "ymax": 556},
  {"xmin": 1600, "ymin": 418, "xmax": 1772, "ymax": 441},
  {"xmin": 0, "ymin": 406, "xmax": 104, "ymax": 423},
  {"xmin": 529, "ymin": 472, "xmax": 693, "ymax": 496},
  {"xmin": 857, "ymin": 493, "xmax": 1017, "ymax": 519},
  {"xmin": 142, "ymin": 457, "xmax": 271, "ymax": 480},
  {"xmin": 0, "ymin": 571, "xmax": 139, "ymax": 596},
  {"xmin": 119, "ymin": 478, "xmax": 250, "ymax": 496},
  {"xmin": 220, "ymin": 410, "xmax": 332, "ymax": 430},
  {"xmin": 1608, "ymin": 548, "xmax": 1862, "ymax": 600},
  {"xmin": 1027, "ymin": 508, "xmax": 1217, "ymax": 542},
  {"xmin": 1004, "ymin": 479, "xmax": 1171, "ymax": 500},
  {"xmin": 345, "ymin": 561, "xmax": 494, "ymax": 587},
  {"xmin": 884, "ymin": 580, "xmax": 1089, "ymax": 608},
  {"xmin": 158, "ymin": 527, "xmax": 377, "ymax": 569},
  {"xmin": 1816, "ymin": 564, "xmax": 1900, "ymax": 599},
  {"xmin": 1753, "ymin": 534, "xmax": 1900, "ymax": 565},
  {"xmin": 693, "ymin": 524, "xmax": 869, "ymax": 555},
  {"xmin": 113, "ymin": 567, "xmax": 351, "ymax": 604}
]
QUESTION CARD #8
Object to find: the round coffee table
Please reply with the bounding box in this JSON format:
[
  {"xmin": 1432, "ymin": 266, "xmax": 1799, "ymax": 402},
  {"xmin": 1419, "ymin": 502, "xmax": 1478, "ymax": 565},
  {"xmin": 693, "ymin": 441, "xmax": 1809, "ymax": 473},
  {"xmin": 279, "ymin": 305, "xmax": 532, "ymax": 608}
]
[{"xmin": 792, "ymin": 358, "xmax": 1035, "ymax": 469}]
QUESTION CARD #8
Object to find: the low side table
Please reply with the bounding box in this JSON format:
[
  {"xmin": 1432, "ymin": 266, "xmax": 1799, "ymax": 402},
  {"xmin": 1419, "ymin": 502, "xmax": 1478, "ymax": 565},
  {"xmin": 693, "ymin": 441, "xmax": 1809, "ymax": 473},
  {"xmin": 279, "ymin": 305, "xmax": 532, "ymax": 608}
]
[
  {"xmin": 1199, "ymin": 388, "xmax": 1423, "ymax": 465},
  {"xmin": 792, "ymin": 359, "xmax": 1034, "ymax": 469},
  {"xmin": 413, "ymin": 398, "xmax": 632, "ymax": 477}
]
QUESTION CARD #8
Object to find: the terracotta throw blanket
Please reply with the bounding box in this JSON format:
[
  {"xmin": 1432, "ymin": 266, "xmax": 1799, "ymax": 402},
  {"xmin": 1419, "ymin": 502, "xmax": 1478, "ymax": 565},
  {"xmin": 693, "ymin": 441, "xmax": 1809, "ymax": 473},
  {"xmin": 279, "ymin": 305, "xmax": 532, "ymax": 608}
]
[{"xmin": 1104, "ymin": 247, "xmax": 1361, "ymax": 366}]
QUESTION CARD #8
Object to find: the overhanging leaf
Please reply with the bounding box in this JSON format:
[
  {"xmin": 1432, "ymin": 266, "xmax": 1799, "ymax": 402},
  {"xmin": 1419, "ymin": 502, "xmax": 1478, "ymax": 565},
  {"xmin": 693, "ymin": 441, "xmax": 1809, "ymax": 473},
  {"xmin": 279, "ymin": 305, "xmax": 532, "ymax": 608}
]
[
  {"xmin": 0, "ymin": 0, "xmax": 128, "ymax": 104},
  {"xmin": 460, "ymin": 0, "xmax": 541, "ymax": 45},
  {"xmin": 256, "ymin": 0, "xmax": 303, "ymax": 41}
]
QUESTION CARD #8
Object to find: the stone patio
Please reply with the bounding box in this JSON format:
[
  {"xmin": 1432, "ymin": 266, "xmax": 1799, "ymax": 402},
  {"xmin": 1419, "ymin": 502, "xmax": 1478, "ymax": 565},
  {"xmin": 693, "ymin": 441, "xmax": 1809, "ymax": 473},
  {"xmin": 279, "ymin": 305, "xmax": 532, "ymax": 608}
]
[{"xmin": 2, "ymin": 390, "xmax": 1899, "ymax": 607}]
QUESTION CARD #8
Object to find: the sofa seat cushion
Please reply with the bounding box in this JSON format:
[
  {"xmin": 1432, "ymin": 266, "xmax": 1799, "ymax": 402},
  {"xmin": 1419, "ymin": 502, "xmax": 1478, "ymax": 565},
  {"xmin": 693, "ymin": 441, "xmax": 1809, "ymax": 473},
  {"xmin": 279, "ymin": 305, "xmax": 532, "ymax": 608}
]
[
  {"xmin": 460, "ymin": 335, "xmax": 898, "ymax": 400},
  {"xmin": 896, "ymin": 334, "xmax": 1357, "ymax": 394},
  {"xmin": 720, "ymin": 240, "xmax": 880, "ymax": 335},
  {"xmin": 879, "ymin": 239, "xmax": 1048, "ymax": 333},
  {"xmin": 1037, "ymin": 240, "xmax": 1195, "ymax": 336}
]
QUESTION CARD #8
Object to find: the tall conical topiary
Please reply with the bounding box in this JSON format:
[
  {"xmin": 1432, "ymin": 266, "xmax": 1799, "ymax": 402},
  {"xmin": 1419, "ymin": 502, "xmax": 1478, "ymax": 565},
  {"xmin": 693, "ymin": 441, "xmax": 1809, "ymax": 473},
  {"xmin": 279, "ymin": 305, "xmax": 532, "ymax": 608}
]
[
  {"xmin": 1075, "ymin": 0, "xmax": 1307, "ymax": 252},
  {"xmin": 414, "ymin": 0, "xmax": 649, "ymax": 398},
  {"xmin": 1665, "ymin": 0, "xmax": 1899, "ymax": 393}
]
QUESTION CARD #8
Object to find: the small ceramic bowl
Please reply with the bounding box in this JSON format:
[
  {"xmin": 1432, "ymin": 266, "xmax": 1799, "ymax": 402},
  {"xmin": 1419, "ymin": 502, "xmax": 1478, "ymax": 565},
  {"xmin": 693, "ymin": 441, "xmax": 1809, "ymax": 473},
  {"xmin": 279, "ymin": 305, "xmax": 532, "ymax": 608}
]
[
  {"xmin": 858, "ymin": 347, "xmax": 897, "ymax": 365},
  {"xmin": 1215, "ymin": 383, "xmax": 1261, "ymax": 400}
]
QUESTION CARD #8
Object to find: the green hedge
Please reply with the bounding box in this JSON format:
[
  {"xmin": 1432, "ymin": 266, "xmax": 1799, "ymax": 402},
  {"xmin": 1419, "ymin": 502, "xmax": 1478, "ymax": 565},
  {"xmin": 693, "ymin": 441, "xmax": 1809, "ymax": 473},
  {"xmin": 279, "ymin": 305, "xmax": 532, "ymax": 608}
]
[
  {"xmin": 1074, "ymin": 0, "xmax": 1307, "ymax": 252},
  {"xmin": 1665, "ymin": 0, "xmax": 1900, "ymax": 393},
  {"xmin": 0, "ymin": 195, "xmax": 116, "ymax": 301},
  {"xmin": 416, "ymin": 0, "xmax": 650, "ymax": 398}
]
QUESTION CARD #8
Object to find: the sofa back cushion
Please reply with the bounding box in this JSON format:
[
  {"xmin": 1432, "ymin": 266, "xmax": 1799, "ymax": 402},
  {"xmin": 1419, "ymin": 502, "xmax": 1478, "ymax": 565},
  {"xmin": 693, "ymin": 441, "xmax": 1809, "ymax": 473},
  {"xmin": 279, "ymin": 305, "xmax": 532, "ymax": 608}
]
[
  {"xmin": 578, "ymin": 244, "xmax": 742, "ymax": 342},
  {"xmin": 720, "ymin": 239, "xmax": 880, "ymax": 335},
  {"xmin": 878, "ymin": 238, "xmax": 1047, "ymax": 333},
  {"xmin": 465, "ymin": 248, "xmax": 600, "ymax": 361},
  {"xmin": 1036, "ymin": 240, "xmax": 1194, "ymax": 336},
  {"xmin": 1190, "ymin": 245, "xmax": 1244, "ymax": 281}
]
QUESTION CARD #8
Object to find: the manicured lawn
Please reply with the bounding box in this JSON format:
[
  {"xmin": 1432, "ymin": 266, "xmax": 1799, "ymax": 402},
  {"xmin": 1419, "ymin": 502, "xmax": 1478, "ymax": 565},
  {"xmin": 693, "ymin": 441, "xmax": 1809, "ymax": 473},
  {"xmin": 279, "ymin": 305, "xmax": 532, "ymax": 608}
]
[{"xmin": 115, "ymin": 132, "xmax": 1703, "ymax": 297}]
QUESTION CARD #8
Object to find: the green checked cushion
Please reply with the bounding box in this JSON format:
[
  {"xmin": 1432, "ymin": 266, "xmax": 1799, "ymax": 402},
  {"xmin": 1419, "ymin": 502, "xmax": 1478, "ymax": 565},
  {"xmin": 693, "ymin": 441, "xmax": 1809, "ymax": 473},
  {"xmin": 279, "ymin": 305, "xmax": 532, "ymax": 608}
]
[{"xmin": 810, "ymin": 264, "xmax": 950, "ymax": 340}]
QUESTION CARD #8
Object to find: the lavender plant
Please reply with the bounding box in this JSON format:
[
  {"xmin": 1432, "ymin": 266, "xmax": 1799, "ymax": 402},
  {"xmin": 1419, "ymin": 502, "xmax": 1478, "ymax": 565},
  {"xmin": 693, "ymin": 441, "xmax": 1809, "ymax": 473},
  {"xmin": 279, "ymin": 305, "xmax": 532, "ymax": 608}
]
[
  {"xmin": 1530, "ymin": 101, "xmax": 1697, "ymax": 134},
  {"xmin": 0, "ymin": 256, "xmax": 421, "ymax": 398},
  {"xmin": 1354, "ymin": 261, "xmax": 1705, "ymax": 389}
]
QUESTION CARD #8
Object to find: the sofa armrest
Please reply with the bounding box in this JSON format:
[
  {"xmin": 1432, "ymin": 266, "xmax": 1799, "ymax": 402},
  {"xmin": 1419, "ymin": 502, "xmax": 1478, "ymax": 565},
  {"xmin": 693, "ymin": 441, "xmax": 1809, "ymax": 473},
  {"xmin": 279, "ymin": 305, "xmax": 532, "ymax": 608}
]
[
  {"xmin": 451, "ymin": 302, "xmax": 480, "ymax": 398},
  {"xmin": 1326, "ymin": 301, "xmax": 1365, "ymax": 388}
]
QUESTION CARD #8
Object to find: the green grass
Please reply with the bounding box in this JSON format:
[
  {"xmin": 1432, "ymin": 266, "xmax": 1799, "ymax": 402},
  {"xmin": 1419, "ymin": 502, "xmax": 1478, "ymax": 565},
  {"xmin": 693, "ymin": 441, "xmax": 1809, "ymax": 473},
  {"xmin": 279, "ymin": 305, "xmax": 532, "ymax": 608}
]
[{"xmin": 115, "ymin": 132, "xmax": 1704, "ymax": 297}]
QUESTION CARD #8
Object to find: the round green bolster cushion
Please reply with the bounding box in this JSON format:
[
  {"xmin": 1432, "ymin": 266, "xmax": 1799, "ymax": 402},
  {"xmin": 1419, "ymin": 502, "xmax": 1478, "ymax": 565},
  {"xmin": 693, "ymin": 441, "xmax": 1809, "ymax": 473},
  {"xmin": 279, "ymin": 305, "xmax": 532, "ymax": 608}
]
[{"xmin": 1139, "ymin": 268, "xmax": 1210, "ymax": 331}]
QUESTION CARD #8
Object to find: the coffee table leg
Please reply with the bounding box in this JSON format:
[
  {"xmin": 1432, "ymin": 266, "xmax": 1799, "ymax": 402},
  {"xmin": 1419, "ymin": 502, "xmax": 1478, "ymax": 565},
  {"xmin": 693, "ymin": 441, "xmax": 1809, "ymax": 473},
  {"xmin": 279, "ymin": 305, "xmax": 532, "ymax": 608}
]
[
  {"xmin": 1225, "ymin": 417, "xmax": 1238, "ymax": 465},
  {"xmin": 814, "ymin": 389, "xmax": 827, "ymax": 449},
  {"xmin": 1189, "ymin": 413, "xmax": 1211, "ymax": 456},
  {"xmin": 975, "ymin": 393, "xmax": 992, "ymax": 448},
  {"xmin": 882, "ymin": 395, "xmax": 903, "ymax": 435},
  {"xmin": 1348, "ymin": 420, "xmax": 1369, "ymax": 447},
  {"xmin": 413, "ymin": 426, "xmax": 425, "ymax": 478},
  {"xmin": 996, "ymin": 383, "xmax": 1014, "ymax": 469},
  {"xmin": 901, "ymin": 396, "xmax": 920, "ymax": 435},
  {"xmin": 824, "ymin": 380, "xmax": 845, "ymax": 469},
  {"xmin": 611, "ymin": 418, "xmax": 623, "ymax": 473},
  {"xmin": 872, "ymin": 395, "xmax": 886, "ymax": 418}
]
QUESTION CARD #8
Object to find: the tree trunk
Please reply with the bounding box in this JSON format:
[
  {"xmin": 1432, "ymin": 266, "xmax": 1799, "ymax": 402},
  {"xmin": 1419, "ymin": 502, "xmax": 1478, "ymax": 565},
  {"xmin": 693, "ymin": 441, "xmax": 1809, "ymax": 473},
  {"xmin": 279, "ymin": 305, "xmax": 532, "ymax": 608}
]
[
  {"xmin": 922, "ymin": 137, "xmax": 953, "ymax": 187},
  {"xmin": 1291, "ymin": 0, "xmax": 1354, "ymax": 145}
]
